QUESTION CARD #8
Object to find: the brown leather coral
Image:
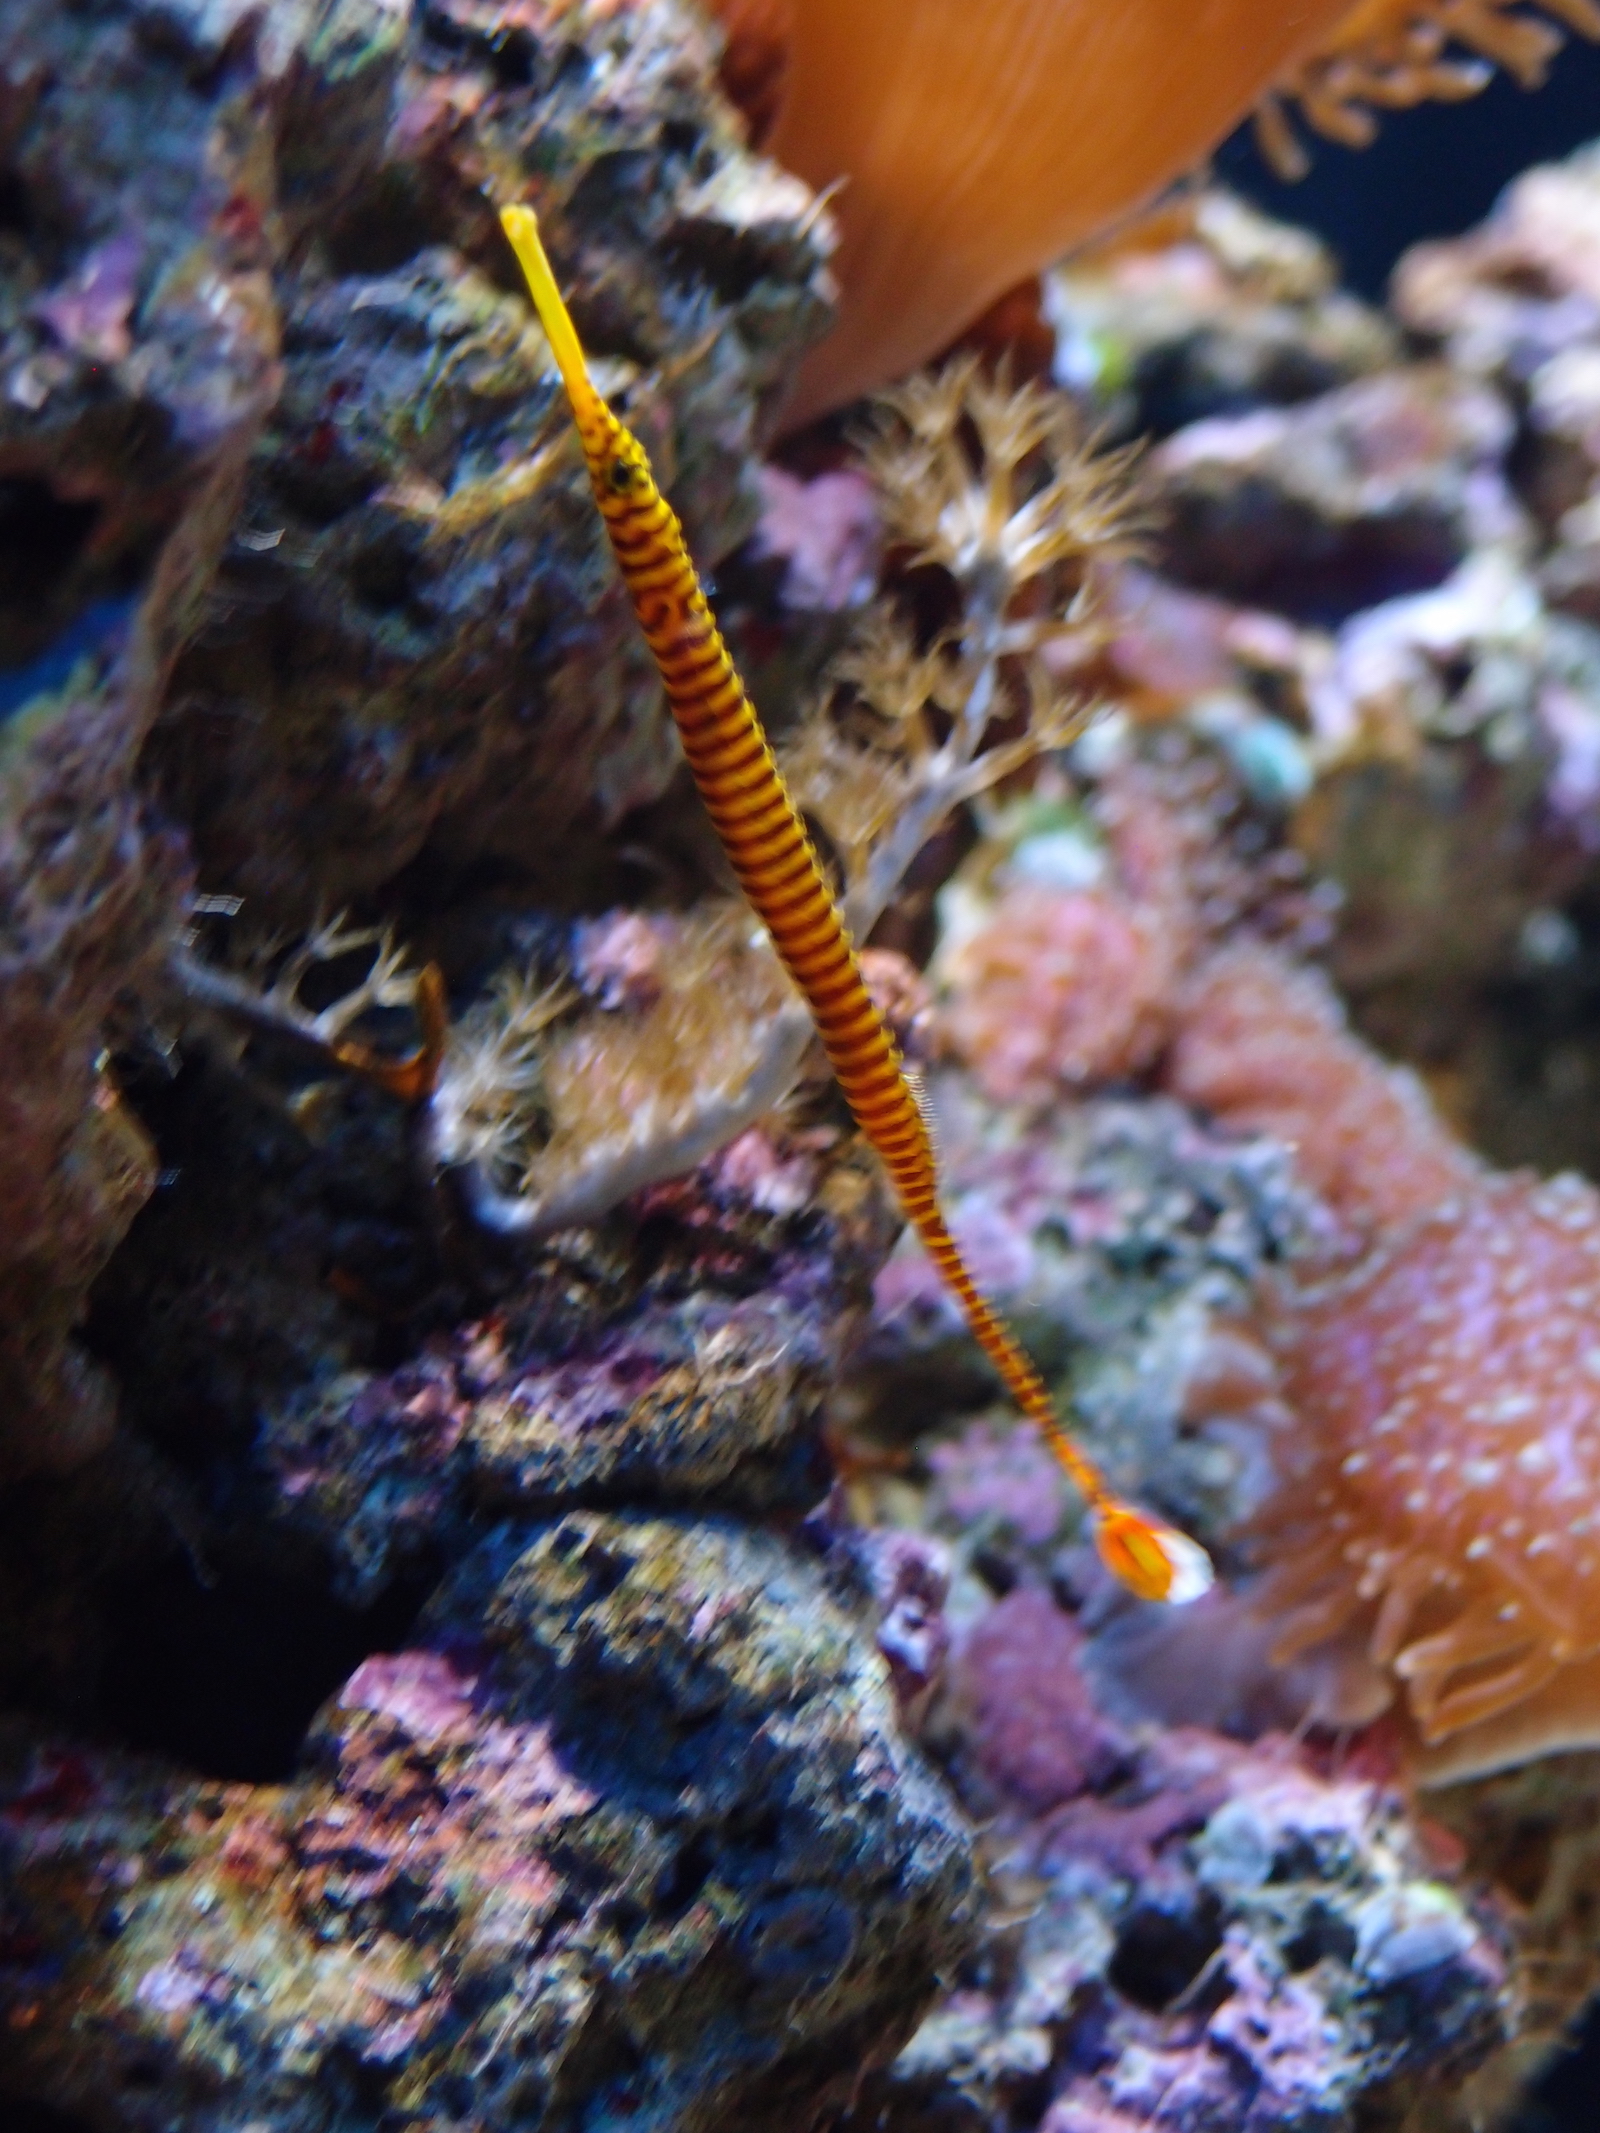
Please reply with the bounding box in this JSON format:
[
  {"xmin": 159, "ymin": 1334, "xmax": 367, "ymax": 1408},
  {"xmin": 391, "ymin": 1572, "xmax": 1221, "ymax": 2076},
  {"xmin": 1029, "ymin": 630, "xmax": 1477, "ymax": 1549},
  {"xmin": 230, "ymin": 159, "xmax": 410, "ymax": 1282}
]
[{"xmin": 710, "ymin": 0, "xmax": 1600, "ymax": 426}]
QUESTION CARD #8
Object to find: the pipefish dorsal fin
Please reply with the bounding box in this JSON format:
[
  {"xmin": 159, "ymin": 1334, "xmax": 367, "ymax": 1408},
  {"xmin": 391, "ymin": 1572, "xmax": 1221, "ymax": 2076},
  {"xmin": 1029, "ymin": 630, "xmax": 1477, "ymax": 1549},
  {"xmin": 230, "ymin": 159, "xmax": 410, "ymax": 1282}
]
[{"xmin": 903, "ymin": 1066, "xmax": 941, "ymax": 1180}]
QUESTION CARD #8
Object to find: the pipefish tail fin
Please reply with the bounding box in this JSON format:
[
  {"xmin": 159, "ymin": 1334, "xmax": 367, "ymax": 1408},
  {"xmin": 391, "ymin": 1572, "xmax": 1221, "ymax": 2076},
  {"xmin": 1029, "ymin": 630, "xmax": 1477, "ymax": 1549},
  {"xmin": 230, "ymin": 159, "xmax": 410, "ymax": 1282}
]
[
  {"xmin": 500, "ymin": 206, "xmax": 602, "ymax": 419},
  {"xmin": 497, "ymin": 196, "xmax": 1213, "ymax": 1610},
  {"xmin": 1096, "ymin": 1506, "xmax": 1215, "ymax": 1606}
]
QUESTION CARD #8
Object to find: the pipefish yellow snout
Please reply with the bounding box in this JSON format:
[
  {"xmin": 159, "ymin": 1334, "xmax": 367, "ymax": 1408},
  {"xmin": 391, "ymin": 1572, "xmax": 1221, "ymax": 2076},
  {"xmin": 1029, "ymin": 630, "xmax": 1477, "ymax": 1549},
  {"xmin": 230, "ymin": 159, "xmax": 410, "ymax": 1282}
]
[{"xmin": 499, "ymin": 203, "xmax": 1211, "ymax": 1607}]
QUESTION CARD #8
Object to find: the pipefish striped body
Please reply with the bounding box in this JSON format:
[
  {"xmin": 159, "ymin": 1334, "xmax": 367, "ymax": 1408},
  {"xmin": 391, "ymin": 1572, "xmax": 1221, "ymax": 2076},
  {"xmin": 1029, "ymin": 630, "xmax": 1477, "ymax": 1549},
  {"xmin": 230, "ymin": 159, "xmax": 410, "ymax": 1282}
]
[{"xmin": 500, "ymin": 204, "xmax": 1209, "ymax": 1605}]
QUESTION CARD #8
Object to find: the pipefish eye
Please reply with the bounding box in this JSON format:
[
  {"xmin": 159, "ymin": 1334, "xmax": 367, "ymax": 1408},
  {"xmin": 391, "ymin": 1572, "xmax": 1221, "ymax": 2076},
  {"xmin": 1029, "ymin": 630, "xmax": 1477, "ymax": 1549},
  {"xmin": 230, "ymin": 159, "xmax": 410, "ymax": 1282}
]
[{"xmin": 608, "ymin": 457, "xmax": 637, "ymax": 493}]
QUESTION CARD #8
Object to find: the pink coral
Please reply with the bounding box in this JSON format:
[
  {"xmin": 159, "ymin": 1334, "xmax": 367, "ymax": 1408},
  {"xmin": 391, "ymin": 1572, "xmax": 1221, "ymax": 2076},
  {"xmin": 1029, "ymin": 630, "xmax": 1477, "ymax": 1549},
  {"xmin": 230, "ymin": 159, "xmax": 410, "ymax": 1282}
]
[
  {"xmin": 942, "ymin": 885, "xmax": 1177, "ymax": 1107},
  {"xmin": 950, "ymin": 1586, "xmax": 1129, "ymax": 1811},
  {"xmin": 1260, "ymin": 1171, "xmax": 1600, "ymax": 1780},
  {"xmin": 1164, "ymin": 944, "xmax": 1475, "ymax": 1248},
  {"xmin": 754, "ymin": 464, "xmax": 881, "ymax": 610},
  {"xmin": 937, "ymin": 755, "xmax": 1333, "ymax": 1116},
  {"xmin": 858, "ymin": 945, "xmax": 935, "ymax": 1057},
  {"xmin": 572, "ymin": 910, "xmax": 675, "ymax": 1010}
]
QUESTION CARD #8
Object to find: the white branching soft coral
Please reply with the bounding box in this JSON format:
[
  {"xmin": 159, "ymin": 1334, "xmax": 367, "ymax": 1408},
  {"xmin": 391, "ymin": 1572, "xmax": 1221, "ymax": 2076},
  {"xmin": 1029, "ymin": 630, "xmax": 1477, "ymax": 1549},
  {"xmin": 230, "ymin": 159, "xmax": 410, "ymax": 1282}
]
[
  {"xmin": 445, "ymin": 359, "xmax": 1138, "ymax": 1235},
  {"xmin": 430, "ymin": 971, "xmax": 573, "ymax": 1184},
  {"xmin": 862, "ymin": 359, "xmax": 1139, "ymax": 593},
  {"xmin": 443, "ymin": 907, "xmax": 813, "ymax": 1235},
  {"xmin": 173, "ymin": 912, "xmax": 442, "ymax": 1100}
]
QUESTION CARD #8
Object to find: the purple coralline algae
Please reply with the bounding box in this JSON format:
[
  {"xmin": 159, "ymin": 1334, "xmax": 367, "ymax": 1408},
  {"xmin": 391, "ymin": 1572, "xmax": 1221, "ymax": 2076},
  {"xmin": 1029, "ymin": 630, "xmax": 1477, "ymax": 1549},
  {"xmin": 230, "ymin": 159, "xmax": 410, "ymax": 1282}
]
[
  {"xmin": 846, "ymin": 1587, "xmax": 1507, "ymax": 2133},
  {"xmin": 0, "ymin": 1510, "xmax": 975, "ymax": 2131}
]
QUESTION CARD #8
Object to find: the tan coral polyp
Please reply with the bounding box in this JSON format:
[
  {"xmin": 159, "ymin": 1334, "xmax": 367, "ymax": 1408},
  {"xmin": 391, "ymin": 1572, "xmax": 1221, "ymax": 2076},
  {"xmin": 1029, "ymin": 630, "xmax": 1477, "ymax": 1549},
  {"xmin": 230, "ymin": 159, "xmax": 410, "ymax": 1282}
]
[{"xmin": 729, "ymin": 0, "xmax": 1357, "ymax": 425}]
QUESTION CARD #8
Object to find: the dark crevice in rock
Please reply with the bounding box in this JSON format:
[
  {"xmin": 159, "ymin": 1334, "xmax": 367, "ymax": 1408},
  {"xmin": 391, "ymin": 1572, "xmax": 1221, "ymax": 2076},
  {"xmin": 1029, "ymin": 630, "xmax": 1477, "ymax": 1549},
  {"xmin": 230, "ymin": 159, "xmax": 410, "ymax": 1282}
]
[
  {"xmin": 96, "ymin": 1556, "xmax": 434, "ymax": 1783},
  {"xmin": 0, "ymin": 480, "xmax": 103, "ymax": 664},
  {"xmin": 1107, "ymin": 1892, "xmax": 1225, "ymax": 2012},
  {"xmin": 0, "ymin": 2104, "xmax": 99, "ymax": 2133}
]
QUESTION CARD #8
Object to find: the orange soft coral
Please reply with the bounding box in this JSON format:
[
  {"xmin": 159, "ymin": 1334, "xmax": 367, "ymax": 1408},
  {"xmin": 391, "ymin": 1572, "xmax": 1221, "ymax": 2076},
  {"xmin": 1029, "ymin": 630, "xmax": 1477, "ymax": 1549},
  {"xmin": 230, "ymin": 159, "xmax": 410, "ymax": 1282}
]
[
  {"xmin": 707, "ymin": 0, "xmax": 1599, "ymax": 424},
  {"xmin": 715, "ymin": 0, "xmax": 1355, "ymax": 427},
  {"xmin": 1263, "ymin": 0, "xmax": 1600, "ymax": 177},
  {"xmin": 1261, "ymin": 1173, "xmax": 1600, "ymax": 1783}
]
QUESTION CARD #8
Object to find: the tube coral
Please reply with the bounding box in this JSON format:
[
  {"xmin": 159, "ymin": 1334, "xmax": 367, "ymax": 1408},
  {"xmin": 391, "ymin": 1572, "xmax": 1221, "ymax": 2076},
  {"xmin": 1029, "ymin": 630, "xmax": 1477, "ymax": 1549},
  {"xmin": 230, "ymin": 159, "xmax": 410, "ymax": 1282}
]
[{"xmin": 707, "ymin": 0, "xmax": 1600, "ymax": 425}]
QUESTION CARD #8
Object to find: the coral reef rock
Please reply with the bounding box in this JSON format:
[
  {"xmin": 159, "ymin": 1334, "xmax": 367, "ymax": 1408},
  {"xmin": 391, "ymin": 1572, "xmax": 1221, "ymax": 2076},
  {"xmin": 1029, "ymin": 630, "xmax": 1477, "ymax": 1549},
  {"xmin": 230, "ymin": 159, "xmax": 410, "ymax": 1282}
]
[
  {"xmin": 861, "ymin": 1079, "xmax": 1315, "ymax": 1552},
  {"xmin": 1046, "ymin": 190, "xmax": 1396, "ymax": 441},
  {"xmin": 1150, "ymin": 365, "xmax": 1519, "ymax": 628},
  {"xmin": 845, "ymin": 1590, "xmax": 1508, "ymax": 2133},
  {"xmin": 0, "ymin": 1511, "xmax": 976, "ymax": 2132},
  {"xmin": 0, "ymin": 0, "xmax": 283, "ymax": 1479},
  {"xmin": 0, "ymin": 0, "xmax": 831, "ymax": 1481},
  {"xmin": 146, "ymin": 0, "xmax": 832, "ymax": 923}
]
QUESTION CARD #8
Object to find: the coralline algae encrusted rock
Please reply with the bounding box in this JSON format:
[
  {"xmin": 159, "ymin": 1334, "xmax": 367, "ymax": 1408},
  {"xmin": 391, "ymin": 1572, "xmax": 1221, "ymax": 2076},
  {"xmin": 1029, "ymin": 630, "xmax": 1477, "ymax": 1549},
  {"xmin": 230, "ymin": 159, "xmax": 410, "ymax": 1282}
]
[
  {"xmin": 1290, "ymin": 552, "xmax": 1597, "ymax": 1036},
  {"xmin": 75, "ymin": 1076, "xmax": 895, "ymax": 1620},
  {"xmin": 0, "ymin": 0, "xmax": 284, "ymax": 1479},
  {"xmin": 0, "ymin": 0, "xmax": 831, "ymax": 1476},
  {"xmin": 1150, "ymin": 363, "xmax": 1519, "ymax": 627},
  {"xmin": 861, "ymin": 1082, "xmax": 1314, "ymax": 1551},
  {"xmin": 0, "ymin": 1510, "xmax": 976, "ymax": 2133},
  {"xmin": 264, "ymin": 1291, "xmax": 832, "ymax": 1599},
  {"xmin": 845, "ymin": 1590, "xmax": 1507, "ymax": 2133},
  {"xmin": 0, "ymin": 1069, "xmax": 974, "ymax": 2128},
  {"xmin": 147, "ymin": 0, "xmax": 832, "ymax": 922}
]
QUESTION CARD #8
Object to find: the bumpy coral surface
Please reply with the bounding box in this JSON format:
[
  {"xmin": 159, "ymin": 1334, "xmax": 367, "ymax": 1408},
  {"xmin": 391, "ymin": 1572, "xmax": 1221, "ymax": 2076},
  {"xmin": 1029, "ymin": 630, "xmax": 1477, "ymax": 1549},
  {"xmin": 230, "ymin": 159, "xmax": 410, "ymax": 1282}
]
[
  {"xmin": 1262, "ymin": 1172, "xmax": 1600, "ymax": 1781},
  {"xmin": 848, "ymin": 1585, "xmax": 1509, "ymax": 2133},
  {"xmin": 1165, "ymin": 945, "xmax": 1478, "ymax": 1249},
  {"xmin": 0, "ymin": 1512, "xmax": 976, "ymax": 2133},
  {"xmin": 942, "ymin": 886, "xmax": 1177, "ymax": 1108}
]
